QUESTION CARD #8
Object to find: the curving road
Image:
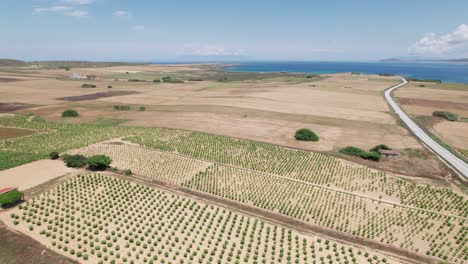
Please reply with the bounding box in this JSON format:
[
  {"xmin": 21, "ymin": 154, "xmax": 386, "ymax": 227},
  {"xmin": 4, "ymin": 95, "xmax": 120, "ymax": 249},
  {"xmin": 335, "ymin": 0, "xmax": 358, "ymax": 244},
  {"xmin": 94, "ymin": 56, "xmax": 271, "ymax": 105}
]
[{"xmin": 384, "ymin": 77, "xmax": 468, "ymax": 179}]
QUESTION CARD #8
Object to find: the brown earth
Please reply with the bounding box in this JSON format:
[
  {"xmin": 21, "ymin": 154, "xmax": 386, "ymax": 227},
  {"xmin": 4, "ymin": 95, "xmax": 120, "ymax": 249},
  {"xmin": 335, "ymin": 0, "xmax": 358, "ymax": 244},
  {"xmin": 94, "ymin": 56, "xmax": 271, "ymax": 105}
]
[{"xmin": 57, "ymin": 90, "xmax": 141, "ymax": 101}]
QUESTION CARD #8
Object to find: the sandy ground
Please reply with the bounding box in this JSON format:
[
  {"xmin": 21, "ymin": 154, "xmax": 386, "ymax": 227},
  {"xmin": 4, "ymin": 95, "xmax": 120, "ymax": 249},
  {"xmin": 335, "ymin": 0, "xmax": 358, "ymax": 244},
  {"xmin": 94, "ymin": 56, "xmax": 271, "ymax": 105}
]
[
  {"xmin": 433, "ymin": 121, "xmax": 468, "ymax": 149},
  {"xmin": 0, "ymin": 160, "xmax": 74, "ymax": 191}
]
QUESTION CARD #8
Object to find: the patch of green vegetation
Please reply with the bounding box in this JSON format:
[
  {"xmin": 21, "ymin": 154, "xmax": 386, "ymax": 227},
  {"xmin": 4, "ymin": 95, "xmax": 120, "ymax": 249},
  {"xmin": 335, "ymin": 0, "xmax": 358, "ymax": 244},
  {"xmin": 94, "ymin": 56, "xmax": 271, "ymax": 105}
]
[
  {"xmin": 61, "ymin": 154, "xmax": 88, "ymax": 168},
  {"xmin": 128, "ymin": 79, "xmax": 145, "ymax": 82},
  {"xmin": 460, "ymin": 117, "xmax": 468, "ymax": 123},
  {"xmin": 370, "ymin": 144, "xmax": 392, "ymax": 153},
  {"xmin": 49, "ymin": 151, "xmax": 59, "ymax": 160},
  {"xmin": 339, "ymin": 146, "xmax": 381, "ymax": 161},
  {"xmin": 0, "ymin": 190, "xmax": 24, "ymax": 207},
  {"xmin": 113, "ymin": 105, "xmax": 131, "ymax": 111},
  {"xmin": 161, "ymin": 76, "xmax": 184, "ymax": 83},
  {"xmin": 88, "ymin": 119, "xmax": 129, "ymax": 126},
  {"xmin": 87, "ymin": 155, "xmax": 112, "ymax": 171},
  {"xmin": 294, "ymin": 128, "xmax": 319, "ymax": 142},
  {"xmin": 61, "ymin": 109, "xmax": 79, "ymax": 118},
  {"xmin": 81, "ymin": 84, "xmax": 96, "ymax": 88},
  {"xmin": 188, "ymin": 77, "xmax": 203, "ymax": 81},
  {"xmin": 433, "ymin": 111, "xmax": 459, "ymax": 121},
  {"xmin": 407, "ymin": 77, "xmax": 442, "ymax": 83}
]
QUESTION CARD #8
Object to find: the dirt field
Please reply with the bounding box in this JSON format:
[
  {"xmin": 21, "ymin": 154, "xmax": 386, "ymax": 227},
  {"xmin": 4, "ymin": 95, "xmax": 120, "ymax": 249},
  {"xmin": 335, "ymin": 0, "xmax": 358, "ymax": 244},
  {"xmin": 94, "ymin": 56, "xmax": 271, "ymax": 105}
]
[
  {"xmin": 395, "ymin": 81, "xmax": 468, "ymax": 155},
  {"xmin": 0, "ymin": 127, "xmax": 36, "ymax": 139},
  {"xmin": 0, "ymin": 160, "xmax": 75, "ymax": 191}
]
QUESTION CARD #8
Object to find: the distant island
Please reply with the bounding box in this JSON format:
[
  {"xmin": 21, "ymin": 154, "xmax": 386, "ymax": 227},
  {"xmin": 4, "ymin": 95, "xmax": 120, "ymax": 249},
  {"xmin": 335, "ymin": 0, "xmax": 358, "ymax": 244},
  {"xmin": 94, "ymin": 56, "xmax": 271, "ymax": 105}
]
[{"xmin": 380, "ymin": 57, "xmax": 468, "ymax": 62}]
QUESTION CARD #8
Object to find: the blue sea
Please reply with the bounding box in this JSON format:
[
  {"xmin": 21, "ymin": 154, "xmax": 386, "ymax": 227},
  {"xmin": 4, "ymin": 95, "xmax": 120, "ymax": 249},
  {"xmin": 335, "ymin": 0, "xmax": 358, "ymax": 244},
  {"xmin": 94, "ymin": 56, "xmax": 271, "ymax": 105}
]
[{"xmin": 225, "ymin": 61, "xmax": 468, "ymax": 84}]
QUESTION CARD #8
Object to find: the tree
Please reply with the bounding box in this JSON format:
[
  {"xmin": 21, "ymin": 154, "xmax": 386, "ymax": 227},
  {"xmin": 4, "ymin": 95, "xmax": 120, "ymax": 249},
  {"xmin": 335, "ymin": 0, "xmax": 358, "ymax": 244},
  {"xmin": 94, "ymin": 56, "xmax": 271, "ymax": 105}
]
[
  {"xmin": 62, "ymin": 154, "xmax": 88, "ymax": 168},
  {"xmin": 49, "ymin": 151, "xmax": 59, "ymax": 160},
  {"xmin": 87, "ymin": 155, "xmax": 112, "ymax": 171},
  {"xmin": 61, "ymin": 109, "xmax": 79, "ymax": 118},
  {"xmin": 370, "ymin": 144, "xmax": 391, "ymax": 153},
  {"xmin": 0, "ymin": 190, "xmax": 24, "ymax": 207},
  {"xmin": 294, "ymin": 128, "xmax": 319, "ymax": 142}
]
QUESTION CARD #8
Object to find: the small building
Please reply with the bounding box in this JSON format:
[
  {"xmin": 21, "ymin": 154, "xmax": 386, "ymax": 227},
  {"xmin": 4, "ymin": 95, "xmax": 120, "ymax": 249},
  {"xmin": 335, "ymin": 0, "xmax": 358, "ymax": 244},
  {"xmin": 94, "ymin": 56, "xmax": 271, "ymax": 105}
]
[{"xmin": 379, "ymin": 149, "xmax": 400, "ymax": 157}]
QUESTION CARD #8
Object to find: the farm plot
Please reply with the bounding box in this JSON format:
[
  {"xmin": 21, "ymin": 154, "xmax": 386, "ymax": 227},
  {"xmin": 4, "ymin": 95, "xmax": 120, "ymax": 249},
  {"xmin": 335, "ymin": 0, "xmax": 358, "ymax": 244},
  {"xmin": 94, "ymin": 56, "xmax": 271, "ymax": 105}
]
[
  {"xmin": 67, "ymin": 143, "xmax": 213, "ymax": 184},
  {"xmin": 2, "ymin": 174, "xmax": 397, "ymax": 264},
  {"xmin": 126, "ymin": 130, "xmax": 467, "ymax": 217},
  {"xmin": 0, "ymin": 115, "xmax": 142, "ymax": 170},
  {"xmin": 184, "ymin": 164, "xmax": 467, "ymax": 263}
]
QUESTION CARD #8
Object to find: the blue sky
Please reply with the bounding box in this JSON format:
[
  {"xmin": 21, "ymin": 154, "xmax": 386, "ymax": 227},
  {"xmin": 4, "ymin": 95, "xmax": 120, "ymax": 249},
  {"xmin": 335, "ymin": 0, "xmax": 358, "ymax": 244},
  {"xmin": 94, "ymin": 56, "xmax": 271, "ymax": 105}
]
[{"xmin": 1, "ymin": 0, "xmax": 467, "ymax": 61}]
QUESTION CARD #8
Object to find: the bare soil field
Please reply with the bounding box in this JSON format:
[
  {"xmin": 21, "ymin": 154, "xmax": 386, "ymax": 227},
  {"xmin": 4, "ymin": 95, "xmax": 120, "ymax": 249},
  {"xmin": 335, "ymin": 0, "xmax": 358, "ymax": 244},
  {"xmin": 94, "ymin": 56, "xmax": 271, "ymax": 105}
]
[
  {"xmin": 0, "ymin": 160, "xmax": 75, "ymax": 191},
  {"xmin": 0, "ymin": 127, "xmax": 36, "ymax": 139},
  {"xmin": 57, "ymin": 91, "xmax": 141, "ymax": 101}
]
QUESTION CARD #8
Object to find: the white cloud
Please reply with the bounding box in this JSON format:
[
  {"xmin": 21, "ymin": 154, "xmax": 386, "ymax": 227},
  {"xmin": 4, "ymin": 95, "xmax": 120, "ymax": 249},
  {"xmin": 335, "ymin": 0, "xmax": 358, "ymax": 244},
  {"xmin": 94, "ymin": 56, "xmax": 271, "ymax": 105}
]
[
  {"xmin": 65, "ymin": 10, "xmax": 89, "ymax": 18},
  {"xmin": 60, "ymin": 0, "xmax": 96, "ymax": 5},
  {"xmin": 178, "ymin": 44, "xmax": 246, "ymax": 56},
  {"xmin": 409, "ymin": 24, "xmax": 468, "ymax": 55},
  {"xmin": 33, "ymin": 6, "xmax": 73, "ymax": 13},
  {"xmin": 113, "ymin": 10, "xmax": 129, "ymax": 17},
  {"xmin": 132, "ymin": 25, "xmax": 145, "ymax": 31}
]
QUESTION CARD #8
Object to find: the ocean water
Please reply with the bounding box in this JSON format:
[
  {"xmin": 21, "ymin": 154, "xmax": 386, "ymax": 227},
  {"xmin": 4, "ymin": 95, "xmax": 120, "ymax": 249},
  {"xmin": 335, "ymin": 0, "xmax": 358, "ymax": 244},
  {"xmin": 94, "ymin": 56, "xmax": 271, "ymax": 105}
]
[{"xmin": 225, "ymin": 61, "xmax": 468, "ymax": 84}]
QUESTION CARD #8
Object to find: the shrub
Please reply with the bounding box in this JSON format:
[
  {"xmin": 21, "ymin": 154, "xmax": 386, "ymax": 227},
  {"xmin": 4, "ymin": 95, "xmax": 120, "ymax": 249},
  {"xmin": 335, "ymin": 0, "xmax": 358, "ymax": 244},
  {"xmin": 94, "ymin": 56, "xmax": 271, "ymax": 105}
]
[
  {"xmin": 433, "ymin": 111, "xmax": 459, "ymax": 121},
  {"xmin": 188, "ymin": 77, "xmax": 203, "ymax": 81},
  {"xmin": 0, "ymin": 190, "xmax": 24, "ymax": 207},
  {"xmin": 153, "ymin": 79, "xmax": 161, "ymax": 83},
  {"xmin": 124, "ymin": 169, "xmax": 132, "ymax": 176},
  {"xmin": 62, "ymin": 154, "xmax": 88, "ymax": 168},
  {"xmin": 114, "ymin": 105, "xmax": 131, "ymax": 111},
  {"xmin": 49, "ymin": 151, "xmax": 59, "ymax": 160},
  {"xmin": 87, "ymin": 155, "xmax": 112, "ymax": 171},
  {"xmin": 107, "ymin": 85, "xmax": 113, "ymax": 88},
  {"xmin": 339, "ymin": 146, "xmax": 381, "ymax": 161},
  {"xmin": 294, "ymin": 128, "xmax": 319, "ymax": 142},
  {"xmin": 61, "ymin": 109, "xmax": 79, "ymax": 118},
  {"xmin": 370, "ymin": 144, "xmax": 392, "ymax": 153},
  {"xmin": 81, "ymin": 84, "xmax": 97, "ymax": 88},
  {"xmin": 161, "ymin": 76, "xmax": 184, "ymax": 83},
  {"xmin": 139, "ymin": 106, "xmax": 146, "ymax": 111},
  {"xmin": 128, "ymin": 79, "xmax": 145, "ymax": 82}
]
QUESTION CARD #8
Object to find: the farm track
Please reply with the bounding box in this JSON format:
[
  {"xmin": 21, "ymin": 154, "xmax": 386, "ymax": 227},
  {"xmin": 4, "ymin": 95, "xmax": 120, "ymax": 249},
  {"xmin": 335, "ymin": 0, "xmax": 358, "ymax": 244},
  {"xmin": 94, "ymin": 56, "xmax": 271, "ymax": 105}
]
[
  {"xmin": 119, "ymin": 140, "xmax": 467, "ymax": 220},
  {"xmin": 111, "ymin": 172, "xmax": 437, "ymax": 264}
]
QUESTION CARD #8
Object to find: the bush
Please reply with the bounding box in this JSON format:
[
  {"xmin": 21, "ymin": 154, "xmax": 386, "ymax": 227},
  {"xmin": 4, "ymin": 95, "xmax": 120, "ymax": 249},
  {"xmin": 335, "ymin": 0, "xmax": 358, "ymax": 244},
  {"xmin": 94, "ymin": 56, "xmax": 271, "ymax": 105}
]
[
  {"xmin": 107, "ymin": 85, "xmax": 113, "ymax": 89},
  {"xmin": 161, "ymin": 76, "xmax": 184, "ymax": 83},
  {"xmin": 339, "ymin": 146, "xmax": 381, "ymax": 161},
  {"xmin": 49, "ymin": 151, "xmax": 59, "ymax": 160},
  {"xmin": 139, "ymin": 106, "xmax": 146, "ymax": 111},
  {"xmin": 87, "ymin": 155, "xmax": 112, "ymax": 171},
  {"xmin": 370, "ymin": 144, "xmax": 392, "ymax": 153},
  {"xmin": 188, "ymin": 77, "xmax": 203, "ymax": 81},
  {"xmin": 114, "ymin": 105, "xmax": 131, "ymax": 111},
  {"xmin": 61, "ymin": 109, "xmax": 79, "ymax": 118},
  {"xmin": 153, "ymin": 79, "xmax": 161, "ymax": 83},
  {"xmin": 433, "ymin": 111, "xmax": 459, "ymax": 121},
  {"xmin": 294, "ymin": 128, "xmax": 319, "ymax": 142},
  {"xmin": 0, "ymin": 190, "xmax": 24, "ymax": 207},
  {"xmin": 124, "ymin": 169, "xmax": 132, "ymax": 176},
  {"xmin": 81, "ymin": 84, "xmax": 96, "ymax": 88},
  {"xmin": 62, "ymin": 154, "xmax": 88, "ymax": 168},
  {"xmin": 128, "ymin": 79, "xmax": 145, "ymax": 82}
]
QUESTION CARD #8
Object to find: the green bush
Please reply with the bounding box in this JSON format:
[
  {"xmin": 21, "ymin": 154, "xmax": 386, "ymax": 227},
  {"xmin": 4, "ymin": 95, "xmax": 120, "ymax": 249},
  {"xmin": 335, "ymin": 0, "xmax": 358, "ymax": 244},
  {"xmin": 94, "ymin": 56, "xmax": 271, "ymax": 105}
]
[
  {"xmin": 294, "ymin": 128, "xmax": 319, "ymax": 142},
  {"xmin": 114, "ymin": 105, "xmax": 131, "ymax": 111},
  {"xmin": 339, "ymin": 146, "xmax": 381, "ymax": 161},
  {"xmin": 87, "ymin": 155, "xmax": 112, "ymax": 171},
  {"xmin": 124, "ymin": 169, "xmax": 132, "ymax": 175},
  {"xmin": 188, "ymin": 77, "xmax": 203, "ymax": 81},
  {"xmin": 128, "ymin": 79, "xmax": 145, "ymax": 82},
  {"xmin": 139, "ymin": 106, "xmax": 146, "ymax": 111},
  {"xmin": 61, "ymin": 109, "xmax": 79, "ymax": 118},
  {"xmin": 162, "ymin": 76, "xmax": 184, "ymax": 83},
  {"xmin": 81, "ymin": 84, "xmax": 96, "ymax": 88},
  {"xmin": 62, "ymin": 154, "xmax": 88, "ymax": 168},
  {"xmin": 107, "ymin": 85, "xmax": 113, "ymax": 88},
  {"xmin": 433, "ymin": 111, "xmax": 459, "ymax": 121},
  {"xmin": 153, "ymin": 79, "xmax": 161, "ymax": 83},
  {"xmin": 49, "ymin": 151, "xmax": 59, "ymax": 160},
  {"xmin": 370, "ymin": 144, "xmax": 392, "ymax": 153},
  {"xmin": 0, "ymin": 190, "xmax": 24, "ymax": 207}
]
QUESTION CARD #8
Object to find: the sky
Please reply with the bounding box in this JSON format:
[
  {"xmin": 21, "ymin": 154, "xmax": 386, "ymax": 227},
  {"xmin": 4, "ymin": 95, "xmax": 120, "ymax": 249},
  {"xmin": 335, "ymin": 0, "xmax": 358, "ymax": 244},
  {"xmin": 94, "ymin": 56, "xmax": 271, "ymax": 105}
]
[{"xmin": 0, "ymin": 0, "xmax": 467, "ymax": 61}]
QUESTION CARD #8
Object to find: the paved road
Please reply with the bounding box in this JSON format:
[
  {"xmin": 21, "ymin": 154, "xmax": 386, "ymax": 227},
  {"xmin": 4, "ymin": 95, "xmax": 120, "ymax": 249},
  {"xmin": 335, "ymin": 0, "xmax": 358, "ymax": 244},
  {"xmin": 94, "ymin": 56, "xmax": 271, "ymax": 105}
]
[{"xmin": 384, "ymin": 77, "xmax": 468, "ymax": 179}]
